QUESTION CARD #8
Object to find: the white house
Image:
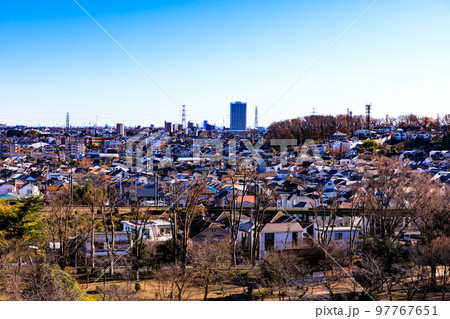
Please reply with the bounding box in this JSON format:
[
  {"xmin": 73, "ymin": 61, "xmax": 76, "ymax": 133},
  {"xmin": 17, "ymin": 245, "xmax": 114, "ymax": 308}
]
[
  {"xmin": 19, "ymin": 182, "xmax": 40, "ymax": 197},
  {"xmin": 259, "ymin": 217, "xmax": 307, "ymax": 258},
  {"xmin": 47, "ymin": 173, "xmax": 65, "ymax": 181},
  {"xmin": 121, "ymin": 219, "xmax": 172, "ymax": 242},
  {"xmin": 84, "ymin": 231, "xmax": 132, "ymax": 258},
  {"xmin": 314, "ymin": 226, "xmax": 361, "ymax": 248}
]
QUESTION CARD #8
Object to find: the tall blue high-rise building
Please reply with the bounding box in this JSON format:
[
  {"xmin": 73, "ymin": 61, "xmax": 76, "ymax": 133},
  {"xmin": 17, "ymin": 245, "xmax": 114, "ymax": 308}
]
[{"xmin": 230, "ymin": 101, "xmax": 247, "ymax": 131}]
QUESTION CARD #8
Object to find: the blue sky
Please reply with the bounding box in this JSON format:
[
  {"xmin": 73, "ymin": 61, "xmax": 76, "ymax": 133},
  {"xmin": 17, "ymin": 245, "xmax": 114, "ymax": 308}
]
[{"xmin": 1, "ymin": 0, "xmax": 449, "ymax": 127}]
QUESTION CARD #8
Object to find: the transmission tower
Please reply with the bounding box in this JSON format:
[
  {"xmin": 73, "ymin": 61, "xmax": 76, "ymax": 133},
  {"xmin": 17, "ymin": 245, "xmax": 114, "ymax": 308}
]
[
  {"xmin": 66, "ymin": 112, "xmax": 70, "ymax": 132},
  {"xmin": 182, "ymin": 105, "xmax": 186, "ymax": 128},
  {"xmin": 347, "ymin": 108, "xmax": 353, "ymax": 135},
  {"xmin": 365, "ymin": 103, "xmax": 372, "ymax": 130},
  {"xmin": 254, "ymin": 106, "xmax": 258, "ymax": 129}
]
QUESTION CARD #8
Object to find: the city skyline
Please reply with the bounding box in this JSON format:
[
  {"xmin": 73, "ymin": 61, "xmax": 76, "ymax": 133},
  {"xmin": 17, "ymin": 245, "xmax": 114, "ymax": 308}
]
[{"xmin": 1, "ymin": 0, "xmax": 450, "ymax": 127}]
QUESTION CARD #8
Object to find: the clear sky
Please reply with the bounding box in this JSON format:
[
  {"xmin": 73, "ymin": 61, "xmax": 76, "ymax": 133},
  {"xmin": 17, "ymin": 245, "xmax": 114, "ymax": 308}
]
[{"xmin": 1, "ymin": 0, "xmax": 449, "ymax": 128}]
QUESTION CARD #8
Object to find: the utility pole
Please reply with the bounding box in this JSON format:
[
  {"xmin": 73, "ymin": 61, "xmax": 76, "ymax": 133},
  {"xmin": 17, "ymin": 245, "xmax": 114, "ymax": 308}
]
[
  {"xmin": 65, "ymin": 112, "xmax": 71, "ymax": 162},
  {"xmin": 70, "ymin": 164, "xmax": 73, "ymax": 203},
  {"xmin": 254, "ymin": 106, "xmax": 258, "ymax": 129},
  {"xmin": 45, "ymin": 164, "xmax": 49, "ymax": 195}
]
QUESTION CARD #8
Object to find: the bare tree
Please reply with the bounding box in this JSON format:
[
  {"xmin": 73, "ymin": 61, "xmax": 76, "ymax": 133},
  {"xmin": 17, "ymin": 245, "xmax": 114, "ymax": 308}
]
[
  {"xmin": 220, "ymin": 168, "xmax": 254, "ymax": 265},
  {"xmin": 256, "ymin": 251, "xmax": 311, "ymax": 301},
  {"xmin": 165, "ymin": 178, "xmax": 183, "ymax": 266},
  {"xmin": 321, "ymin": 262, "xmax": 345, "ymax": 301},
  {"xmin": 353, "ymin": 253, "xmax": 385, "ymax": 299},
  {"xmin": 165, "ymin": 177, "xmax": 206, "ymax": 270},
  {"xmin": 398, "ymin": 251, "xmax": 430, "ymax": 301},
  {"xmin": 251, "ymin": 176, "xmax": 275, "ymax": 265},
  {"xmin": 360, "ymin": 156, "xmax": 412, "ymax": 240},
  {"xmin": 153, "ymin": 265, "xmax": 195, "ymax": 301},
  {"xmin": 189, "ymin": 240, "xmax": 230, "ymax": 300},
  {"xmin": 410, "ymin": 175, "xmax": 450, "ymax": 288},
  {"xmin": 180, "ymin": 178, "xmax": 206, "ymax": 271},
  {"xmin": 310, "ymin": 189, "xmax": 340, "ymax": 247},
  {"xmin": 46, "ymin": 188, "xmax": 74, "ymax": 268}
]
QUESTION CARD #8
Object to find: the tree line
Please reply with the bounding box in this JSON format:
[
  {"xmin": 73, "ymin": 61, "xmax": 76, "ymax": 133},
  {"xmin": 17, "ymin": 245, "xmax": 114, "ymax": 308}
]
[{"xmin": 266, "ymin": 113, "xmax": 450, "ymax": 142}]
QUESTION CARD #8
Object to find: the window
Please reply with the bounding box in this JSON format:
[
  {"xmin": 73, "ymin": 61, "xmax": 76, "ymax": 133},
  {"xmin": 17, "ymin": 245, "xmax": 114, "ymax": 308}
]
[
  {"xmin": 212, "ymin": 235, "xmax": 224, "ymax": 243},
  {"xmin": 211, "ymin": 228, "xmax": 217, "ymax": 233},
  {"xmin": 265, "ymin": 233, "xmax": 274, "ymax": 251},
  {"xmin": 334, "ymin": 233, "xmax": 343, "ymax": 240},
  {"xmin": 94, "ymin": 242, "xmax": 105, "ymax": 251},
  {"xmin": 197, "ymin": 236, "xmax": 206, "ymax": 243}
]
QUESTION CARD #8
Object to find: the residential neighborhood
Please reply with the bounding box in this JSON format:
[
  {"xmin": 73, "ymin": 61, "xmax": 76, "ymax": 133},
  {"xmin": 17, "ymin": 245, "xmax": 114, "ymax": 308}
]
[{"xmin": 0, "ymin": 112, "xmax": 449, "ymax": 301}]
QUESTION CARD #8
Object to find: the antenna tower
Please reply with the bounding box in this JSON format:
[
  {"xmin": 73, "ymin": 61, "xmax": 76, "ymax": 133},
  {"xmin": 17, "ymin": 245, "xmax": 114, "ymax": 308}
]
[{"xmin": 365, "ymin": 103, "xmax": 372, "ymax": 130}]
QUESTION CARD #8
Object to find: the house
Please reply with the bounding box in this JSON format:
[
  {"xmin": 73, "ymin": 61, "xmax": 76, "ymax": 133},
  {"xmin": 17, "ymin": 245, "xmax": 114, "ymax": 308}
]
[
  {"xmin": 190, "ymin": 216, "xmax": 230, "ymax": 244},
  {"xmin": 121, "ymin": 219, "xmax": 172, "ymax": 242},
  {"xmin": 215, "ymin": 211, "xmax": 253, "ymax": 252},
  {"xmin": 47, "ymin": 173, "xmax": 66, "ymax": 182},
  {"xmin": 0, "ymin": 181, "xmax": 17, "ymax": 195},
  {"xmin": 84, "ymin": 231, "xmax": 132, "ymax": 259},
  {"xmin": 259, "ymin": 213, "xmax": 307, "ymax": 258},
  {"xmin": 314, "ymin": 226, "xmax": 361, "ymax": 249},
  {"xmin": 19, "ymin": 182, "xmax": 40, "ymax": 197},
  {"xmin": 276, "ymin": 169, "xmax": 291, "ymax": 179},
  {"xmin": 355, "ymin": 129, "xmax": 374, "ymax": 139},
  {"xmin": 323, "ymin": 179, "xmax": 336, "ymax": 192},
  {"xmin": 46, "ymin": 184, "xmax": 69, "ymax": 198},
  {"xmin": 374, "ymin": 125, "xmax": 395, "ymax": 134},
  {"xmin": 236, "ymin": 195, "xmax": 256, "ymax": 208},
  {"xmin": 0, "ymin": 192, "xmax": 24, "ymax": 205},
  {"xmin": 393, "ymin": 129, "xmax": 407, "ymax": 141},
  {"xmin": 0, "ymin": 143, "xmax": 19, "ymax": 156},
  {"xmin": 329, "ymin": 131, "xmax": 348, "ymax": 142},
  {"xmin": 330, "ymin": 140, "xmax": 352, "ymax": 154}
]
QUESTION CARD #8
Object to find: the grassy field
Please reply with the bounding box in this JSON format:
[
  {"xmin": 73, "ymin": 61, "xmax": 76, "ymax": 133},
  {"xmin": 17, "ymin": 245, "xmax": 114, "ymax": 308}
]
[{"xmin": 78, "ymin": 276, "xmax": 450, "ymax": 301}]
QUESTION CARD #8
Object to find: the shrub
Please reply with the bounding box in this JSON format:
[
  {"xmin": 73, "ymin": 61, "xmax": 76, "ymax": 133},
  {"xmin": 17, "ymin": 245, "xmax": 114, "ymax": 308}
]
[
  {"xmin": 361, "ymin": 139, "xmax": 379, "ymax": 152},
  {"xmin": 25, "ymin": 264, "xmax": 83, "ymax": 301},
  {"xmin": 135, "ymin": 282, "xmax": 142, "ymax": 292},
  {"xmin": 95, "ymin": 285, "xmax": 105, "ymax": 294}
]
